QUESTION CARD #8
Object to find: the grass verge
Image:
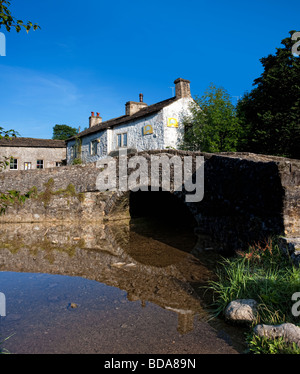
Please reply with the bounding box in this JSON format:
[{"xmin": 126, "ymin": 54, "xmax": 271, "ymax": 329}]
[
  {"xmin": 207, "ymin": 237, "xmax": 300, "ymax": 354},
  {"xmin": 0, "ymin": 333, "xmax": 14, "ymax": 354}
]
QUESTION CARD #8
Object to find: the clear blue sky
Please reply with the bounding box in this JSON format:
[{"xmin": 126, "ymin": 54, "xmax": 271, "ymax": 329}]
[{"xmin": 0, "ymin": 0, "xmax": 299, "ymax": 139}]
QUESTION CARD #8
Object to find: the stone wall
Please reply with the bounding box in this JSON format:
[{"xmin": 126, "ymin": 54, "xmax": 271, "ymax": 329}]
[
  {"xmin": 0, "ymin": 163, "xmax": 100, "ymax": 194},
  {"xmin": 0, "ymin": 150, "xmax": 299, "ymax": 252},
  {"xmin": 110, "ymin": 150, "xmax": 300, "ymax": 251},
  {"xmin": 192, "ymin": 153, "xmax": 299, "ymax": 251},
  {"xmin": 0, "ymin": 163, "xmax": 118, "ymax": 223}
]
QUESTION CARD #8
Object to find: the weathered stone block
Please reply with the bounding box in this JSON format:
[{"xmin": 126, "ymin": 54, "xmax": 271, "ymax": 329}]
[
  {"xmin": 253, "ymin": 323, "xmax": 300, "ymax": 347},
  {"xmin": 225, "ymin": 299, "xmax": 258, "ymax": 324}
]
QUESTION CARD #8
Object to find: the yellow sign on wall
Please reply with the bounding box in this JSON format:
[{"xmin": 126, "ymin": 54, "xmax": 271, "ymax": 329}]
[
  {"xmin": 143, "ymin": 124, "xmax": 153, "ymax": 135},
  {"xmin": 167, "ymin": 117, "xmax": 178, "ymax": 128}
]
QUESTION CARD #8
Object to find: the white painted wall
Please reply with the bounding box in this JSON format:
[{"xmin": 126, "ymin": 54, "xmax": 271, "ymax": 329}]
[
  {"xmin": 109, "ymin": 97, "xmax": 193, "ymax": 155},
  {"xmin": 110, "ymin": 111, "xmax": 164, "ymax": 153},
  {"xmin": 66, "ymin": 130, "xmax": 107, "ymax": 164},
  {"xmin": 66, "ymin": 97, "xmax": 193, "ymax": 164},
  {"xmin": 162, "ymin": 97, "xmax": 194, "ymax": 149}
]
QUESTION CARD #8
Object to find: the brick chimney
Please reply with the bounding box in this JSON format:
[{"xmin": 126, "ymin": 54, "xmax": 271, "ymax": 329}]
[
  {"xmin": 174, "ymin": 78, "xmax": 191, "ymax": 98},
  {"xmin": 125, "ymin": 94, "xmax": 148, "ymax": 116},
  {"xmin": 89, "ymin": 112, "xmax": 102, "ymax": 128}
]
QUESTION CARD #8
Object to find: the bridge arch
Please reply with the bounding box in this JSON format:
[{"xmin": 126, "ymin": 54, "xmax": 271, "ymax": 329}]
[{"xmin": 105, "ymin": 188, "xmax": 198, "ymax": 228}]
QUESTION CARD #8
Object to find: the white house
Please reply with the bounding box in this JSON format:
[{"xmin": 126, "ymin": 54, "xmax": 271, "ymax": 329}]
[{"xmin": 66, "ymin": 78, "xmax": 193, "ymax": 164}]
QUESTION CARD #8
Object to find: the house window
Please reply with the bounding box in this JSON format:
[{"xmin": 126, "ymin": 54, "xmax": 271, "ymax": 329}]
[
  {"xmin": 123, "ymin": 133, "xmax": 127, "ymax": 147},
  {"xmin": 24, "ymin": 162, "xmax": 31, "ymax": 170},
  {"xmin": 10, "ymin": 158, "xmax": 18, "ymax": 170},
  {"xmin": 117, "ymin": 133, "xmax": 127, "ymax": 148},
  {"xmin": 37, "ymin": 160, "xmax": 44, "ymax": 169},
  {"xmin": 71, "ymin": 145, "xmax": 75, "ymax": 158},
  {"xmin": 71, "ymin": 144, "xmax": 79, "ymax": 159},
  {"xmin": 91, "ymin": 140, "xmax": 98, "ymax": 156}
]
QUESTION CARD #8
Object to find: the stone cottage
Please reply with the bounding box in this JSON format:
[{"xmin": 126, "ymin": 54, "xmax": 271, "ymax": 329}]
[
  {"xmin": 66, "ymin": 78, "xmax": 193, "ymax": 164},
  {"xmin": 0, "ymin": 137, "xmax": 66, "ymax": 171}
]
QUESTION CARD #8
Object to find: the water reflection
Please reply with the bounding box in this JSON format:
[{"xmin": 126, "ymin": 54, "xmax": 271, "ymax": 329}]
[{"xmin": 0, "ymin": 220, "xmax": 245, "ymax": 353}]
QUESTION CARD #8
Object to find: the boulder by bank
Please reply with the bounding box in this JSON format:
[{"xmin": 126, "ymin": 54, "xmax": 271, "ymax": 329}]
[
  {"xmin": 225, "ymin": 299, "xmax": 258, "ymax": 324},
  {"xmin": 253, "ymin": 323, "xmax": 300, "ymax": 347}
]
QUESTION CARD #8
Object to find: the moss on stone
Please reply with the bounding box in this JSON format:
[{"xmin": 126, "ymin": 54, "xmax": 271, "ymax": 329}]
[{"xmin": 37, "ymin": 179, "xmax": 85, "ymax": 207}]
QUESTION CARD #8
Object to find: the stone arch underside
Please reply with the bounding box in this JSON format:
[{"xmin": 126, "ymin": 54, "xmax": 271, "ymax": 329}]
[
  {"xmin": 103, "ymin": 151, "xmax": 299, "ymax": 253},
  {"xmin": 105, "ymin": 188, "xmax": 197, "ymax": 225}
]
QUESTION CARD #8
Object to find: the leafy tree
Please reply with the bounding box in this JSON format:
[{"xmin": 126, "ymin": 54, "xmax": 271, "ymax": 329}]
[
  {"xmin": 0, "ymin": 0, "xmax": 39, "ymax": 163},
  {"xmin": 237, "ymin": 31, "xmax": 300, "ymax": 159},
  {"xmin": 52, "ymin": 124, "xmax": 78, "ymax": 140},
  {"xmin": 180, "ymin": 84, "xmax": 243, "ymax": 152},
  {"xmin": 0, "ymin": 0, "xmax": 40, "ymax": 33},
  {"xmin": 0, "ymin": 2, "xmax": 40, "ymax": 214},
  {"xmin": 0, "ymin": 126, "xmax": 18, "ymax": 139}
]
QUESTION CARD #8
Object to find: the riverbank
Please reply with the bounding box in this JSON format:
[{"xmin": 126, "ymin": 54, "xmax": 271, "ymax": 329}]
[{"xmin": 207, "ymin": 237, "xmax": 300, "ymax": 353}]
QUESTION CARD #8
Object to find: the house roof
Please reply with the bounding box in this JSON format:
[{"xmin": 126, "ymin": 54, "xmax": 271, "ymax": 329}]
[
  {"xmin": 0, "ymin": 137, "xmax": 66, "ymax": 148},
  {"xmin": 67, "ymin": 96, "xmax": 179, "ymax": 141}
]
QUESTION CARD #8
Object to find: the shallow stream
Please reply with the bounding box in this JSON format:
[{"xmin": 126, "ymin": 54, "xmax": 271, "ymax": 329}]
[{"xmin": 0, "ymin": 219, "xmax": 246, "ymax": 354}]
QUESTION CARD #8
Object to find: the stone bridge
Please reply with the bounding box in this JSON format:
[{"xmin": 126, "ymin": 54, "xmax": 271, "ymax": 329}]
[{"xmin": 0, "ymin": 150, "xmax": 299, "ymax": 253}]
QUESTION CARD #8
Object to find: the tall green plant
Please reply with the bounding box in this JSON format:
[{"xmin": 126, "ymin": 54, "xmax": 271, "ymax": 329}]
[
  {"xmin": 0, "ymin": 188, "xmax": 36, "ymax": 215},
  {"xmin": 52, "ymin": 124, "xmax": 78, "ymax": 140},
  {"xmin": 180, "ymin": 84, "xmax": 243, "ymax": 152},
  {"xmin": 0, "ymin": 333, "xmax": 14, "ymax": 354},
  {"xmin": 0, "ymin": 127, "xmax": 19, "ymax": 171},
  {"xmin": 237, "ymin": 31, "xmax": 300, "ymax": 159},
  {"xmin": 208, "ymin": 238, "xmax": 300, "ymax": 325}
]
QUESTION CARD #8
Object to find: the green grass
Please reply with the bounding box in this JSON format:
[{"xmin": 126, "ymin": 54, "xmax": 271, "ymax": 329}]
[
  {"xmin": 0, "ymin": 334, "xmax": 14, "ymax": 354},
  {"xmin": 246, "ymin": 335, "xmax": 300, "ymax": 354},
  {"xmin": 208, "ymin": 237, "xmax": 300, "ymax": 353}
]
